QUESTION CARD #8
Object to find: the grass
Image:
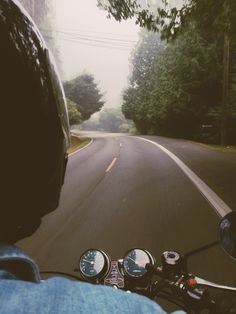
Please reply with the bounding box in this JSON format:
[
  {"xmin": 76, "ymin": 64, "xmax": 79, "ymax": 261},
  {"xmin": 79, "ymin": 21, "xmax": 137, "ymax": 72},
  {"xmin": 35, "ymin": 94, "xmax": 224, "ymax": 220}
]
[
  {"xmin": 201, "ymin": 143, "xmax": 236, "ymax": 153},
  {"xmin": 67, "ymin": 135, "xmax": 91, "ymax": 154}
]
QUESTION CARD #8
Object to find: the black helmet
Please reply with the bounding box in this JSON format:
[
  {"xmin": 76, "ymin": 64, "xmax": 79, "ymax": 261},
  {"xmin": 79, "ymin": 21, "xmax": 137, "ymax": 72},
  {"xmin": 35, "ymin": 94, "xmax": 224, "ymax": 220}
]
[{"xmin": 0, "ymin": 0, "xmax": 70, "ymax": 242}]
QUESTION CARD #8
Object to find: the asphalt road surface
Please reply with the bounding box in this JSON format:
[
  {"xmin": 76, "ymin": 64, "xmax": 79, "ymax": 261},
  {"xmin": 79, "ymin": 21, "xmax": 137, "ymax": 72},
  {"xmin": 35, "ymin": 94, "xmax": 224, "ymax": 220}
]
[{"xmin": 18, "ymin": 132, "xmax": 236, "ymax": 309}]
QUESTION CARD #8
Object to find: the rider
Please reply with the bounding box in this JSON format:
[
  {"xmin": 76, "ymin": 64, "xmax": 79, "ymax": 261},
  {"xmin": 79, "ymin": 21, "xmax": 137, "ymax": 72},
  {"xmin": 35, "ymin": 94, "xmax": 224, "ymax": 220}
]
[
  {"xmin": 0, "ymin": 1, "xmax": 233, "ymax": 313},
  {"xmin": 0, "ymin": 1, "xmax": 185, "ymax": 313}
]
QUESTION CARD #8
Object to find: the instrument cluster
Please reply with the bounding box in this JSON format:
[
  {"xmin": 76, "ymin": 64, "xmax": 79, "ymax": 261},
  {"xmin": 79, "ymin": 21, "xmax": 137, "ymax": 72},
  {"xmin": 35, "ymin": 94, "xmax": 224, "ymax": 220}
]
[{"xmin": 79, "ymin": 248, "xmax": 155, "ymax": 288}]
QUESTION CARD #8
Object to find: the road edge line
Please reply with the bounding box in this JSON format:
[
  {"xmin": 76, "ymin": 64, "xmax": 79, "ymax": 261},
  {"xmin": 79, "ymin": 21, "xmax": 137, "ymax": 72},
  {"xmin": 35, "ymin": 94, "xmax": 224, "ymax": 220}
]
[
  {"xmin": 69, "ymin": 138, "xmax": 93, "ymax": 157},
  {"xmin": 135, "ymin": 136, "xmax": 232, "ymax": 217}
]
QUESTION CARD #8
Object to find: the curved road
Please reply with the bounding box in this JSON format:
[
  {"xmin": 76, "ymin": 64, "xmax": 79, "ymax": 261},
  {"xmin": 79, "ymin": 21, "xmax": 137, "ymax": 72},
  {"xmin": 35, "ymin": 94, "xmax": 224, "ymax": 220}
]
[{"xmin": 18, "ymin": 132, "xmax": 236, "ymax": 292}]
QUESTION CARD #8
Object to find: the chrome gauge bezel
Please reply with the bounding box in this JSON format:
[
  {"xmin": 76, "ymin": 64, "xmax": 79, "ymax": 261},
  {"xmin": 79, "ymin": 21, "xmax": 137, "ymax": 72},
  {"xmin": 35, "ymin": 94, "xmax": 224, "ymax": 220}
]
[
  {"xmin": 79, "ymin": 249, "xmax": 111, "ymax": 281},
  {"xmin": 123, "ymin": 248, "xmax": 155, "ymax": 278}
]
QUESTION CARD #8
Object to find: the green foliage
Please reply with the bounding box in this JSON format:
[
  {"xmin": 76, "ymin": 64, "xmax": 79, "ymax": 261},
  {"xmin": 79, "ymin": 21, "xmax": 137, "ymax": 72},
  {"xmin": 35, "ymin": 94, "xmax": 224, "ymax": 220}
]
[
  {"xmin": 99, "ymin": 107, "xmax": 134, "ymax": 132},
  {"xmin": 97, "ymin": 1, "xmax": 236, "ymax": 40},
  {"xmin": 122, "ymin": 31, "xmax": 166, "ymax": 134},
  {"xmin": 97, "ymin": 0, "xmax": 140, "ymax": 21},
  {"xmin": 64, "ymin": 74, "xmax": 105, "ymax": 121},
  {"xmin": 97, "ymin": 0, "xmax": 161, "ymax": 31},
  {"xmin": 81, "ymin": 107, "xmax": 135, "ymax": 133},
  {"xmin": 122, "ymin": 25, "xmax": 227, "ymax": 141},
  {"xmin": 102, "ymin": 0, "xmax": 236, "ymax": 143},
  {"xmin": 67, "ymin": 98, "xmax": 82, "ymax": 126}
]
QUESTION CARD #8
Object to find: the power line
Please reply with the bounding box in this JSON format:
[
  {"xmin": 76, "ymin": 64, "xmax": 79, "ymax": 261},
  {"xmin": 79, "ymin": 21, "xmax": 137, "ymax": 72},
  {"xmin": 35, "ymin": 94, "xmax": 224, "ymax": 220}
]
[
  {"xmin": 43, "ymin": 29, "xmax": 136, "ymax": 50},
  {"xmin": 59, "ymin": 34, "xmax": 134, "ymax": 48},
  {"xmin": 62, "ymin": 35, "xmax": 134, "ymax": 47},
  {"xmin": 55, "ymin": 29, "xmax": 137, "ymax": 44},
  {"xmin": 44, "ymin": 35, "xmax": 133, "ymax": 51},
  {"xmin": 41, "ymin": 28, "xmax": 137, "ymax": 48},
  {"xmin": 54, "ymin": 26, "xmax": 138, "ymax": 40}
]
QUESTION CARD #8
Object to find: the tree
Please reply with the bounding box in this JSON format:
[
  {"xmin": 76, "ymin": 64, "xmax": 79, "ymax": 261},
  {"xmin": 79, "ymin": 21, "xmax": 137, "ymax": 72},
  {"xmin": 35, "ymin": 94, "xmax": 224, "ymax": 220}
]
[
  {"xmin": 151, "ymin": 24, "xmax": 222, "ymax": 140},
  {"xmin": 122, "ymin": 31, "xmax": 166, "ymax": 134},
  {"xmin": 100, "ymin": 0, "xmax": 236, "ymax": 144},
  {"xmin": 67, "ymin": 98, "xmax": 82, "ymax": 126},
  {"xmin": 81, "ymin": 107, "xmax": 135, "ymax": 133},
  {"xmin": 122, "ymin": 23, "xmax": 225, "ymax": 141},
  {"xmin": 64, "ymin": 74, "xmax": 105, "ymax": 121},
  {"xmin": 97, "ymin": 0, "xmax": 161, "ymax": 31},
  {"xmin": 99, "ymin": 108, "xmax": 132, "ymax": 132},
  {"xmin": 97, "ymin": 1, "xmax": 236, "ymax": 39}
]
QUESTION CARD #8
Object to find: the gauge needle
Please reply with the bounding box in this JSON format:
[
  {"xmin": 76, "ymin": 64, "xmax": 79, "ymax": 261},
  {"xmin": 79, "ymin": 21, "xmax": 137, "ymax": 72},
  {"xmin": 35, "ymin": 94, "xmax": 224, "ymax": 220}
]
[
  {"xmin": 83, "ymin": 260, "xmax": 94, "ymax": 264},
  {"xmin": 127, "ymin": 257, "xmax": 137, "ymax": 263}
]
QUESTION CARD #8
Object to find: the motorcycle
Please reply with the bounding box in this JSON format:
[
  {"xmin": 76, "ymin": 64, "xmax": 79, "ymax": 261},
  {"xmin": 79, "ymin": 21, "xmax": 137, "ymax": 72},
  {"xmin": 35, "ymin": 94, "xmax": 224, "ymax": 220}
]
[{"xmin": 41, "ymin": 212, "xmax": 236, "ymax": 313}]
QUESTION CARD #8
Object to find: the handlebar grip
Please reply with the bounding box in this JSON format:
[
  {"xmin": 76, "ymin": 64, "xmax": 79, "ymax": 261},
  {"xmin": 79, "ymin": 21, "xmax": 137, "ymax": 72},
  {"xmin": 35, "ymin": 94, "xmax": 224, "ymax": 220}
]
[{"xmin": 184, "ymin": 286, "xmax": 216, "ymax": 309}]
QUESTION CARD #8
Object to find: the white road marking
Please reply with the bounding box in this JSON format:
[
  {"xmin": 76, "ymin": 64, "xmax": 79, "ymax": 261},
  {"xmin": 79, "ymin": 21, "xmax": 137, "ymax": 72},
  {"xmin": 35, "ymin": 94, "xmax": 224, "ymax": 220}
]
[
  {"xmin": 120, "ymin": 143, "xmax": 123, "ymax": 148},
  {"xmin": 106, "ymin": 157, "xmax": 117, "ymax": 173},
  {"xmin": 136, "ymin": 137, "xmax": 232, "ymax": 217}
]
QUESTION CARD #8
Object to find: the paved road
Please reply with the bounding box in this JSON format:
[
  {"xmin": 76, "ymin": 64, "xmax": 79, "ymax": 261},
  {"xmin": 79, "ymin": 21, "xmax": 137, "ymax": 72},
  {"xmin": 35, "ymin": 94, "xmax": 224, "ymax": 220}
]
[
  {"xmin": 18, "ymin": 132, "xmax": 236, "ymax": 298},
  {"xmin": 142, "ymin": 135, "xmax": 236, "ymax": 211}
]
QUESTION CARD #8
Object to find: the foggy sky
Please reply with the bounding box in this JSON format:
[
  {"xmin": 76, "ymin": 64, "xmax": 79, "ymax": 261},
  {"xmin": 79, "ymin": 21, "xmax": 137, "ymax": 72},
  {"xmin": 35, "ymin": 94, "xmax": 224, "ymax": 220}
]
[
  {"xmin": 55, "ymin": 0, "xmax": 184, "ymax": 108},
  {"xmin": 55, "ymin": 0, "xmax": 140, "ymax": 108}
]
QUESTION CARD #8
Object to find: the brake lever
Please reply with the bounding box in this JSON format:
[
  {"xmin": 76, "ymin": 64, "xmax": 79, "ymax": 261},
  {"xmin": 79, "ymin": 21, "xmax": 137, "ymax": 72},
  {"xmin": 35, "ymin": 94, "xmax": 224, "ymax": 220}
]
[{"xmin": 195, "ymin": 276, "xmax": 236, "ymax": 291}]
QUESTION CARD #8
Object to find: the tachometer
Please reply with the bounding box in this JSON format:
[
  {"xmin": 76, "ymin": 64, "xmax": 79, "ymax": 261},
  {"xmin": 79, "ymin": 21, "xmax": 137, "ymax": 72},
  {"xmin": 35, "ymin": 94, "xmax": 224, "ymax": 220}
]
[{"xmin": 123, "ymin": 248, "xmax": 155, "ymax": 278}]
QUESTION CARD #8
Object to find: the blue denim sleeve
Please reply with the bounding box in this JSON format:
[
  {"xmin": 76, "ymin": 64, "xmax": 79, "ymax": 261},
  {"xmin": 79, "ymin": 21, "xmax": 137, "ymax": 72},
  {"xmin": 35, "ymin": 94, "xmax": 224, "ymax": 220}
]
[{"xmin": 0, "ymin": 278, "xmax": 186, "ymax": 314}]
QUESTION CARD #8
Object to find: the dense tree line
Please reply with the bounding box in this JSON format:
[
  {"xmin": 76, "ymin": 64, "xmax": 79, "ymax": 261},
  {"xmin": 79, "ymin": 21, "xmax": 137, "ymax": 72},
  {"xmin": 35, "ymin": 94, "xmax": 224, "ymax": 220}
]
[
  {"xmin": 99, "ymin": 0, "xmax": 236, "ymax": 144},
  {"xmin": 81, "ymin": 107, "xmax": 135, "ymax": 133},
  {"xmin": 122, "ymin": 28, "xmax": 224, "ymax": 141}
]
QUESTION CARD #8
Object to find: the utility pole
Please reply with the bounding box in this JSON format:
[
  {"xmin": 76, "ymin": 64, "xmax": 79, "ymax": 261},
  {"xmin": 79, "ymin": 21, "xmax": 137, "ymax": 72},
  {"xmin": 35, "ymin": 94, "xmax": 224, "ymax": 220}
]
[
  {"xmin": 221, "ymin": 32, "xmax": 230, "ymax": 145},
  {"xmin": 220, "ymin": 0, "xmax": 230, "ymax": 146}
]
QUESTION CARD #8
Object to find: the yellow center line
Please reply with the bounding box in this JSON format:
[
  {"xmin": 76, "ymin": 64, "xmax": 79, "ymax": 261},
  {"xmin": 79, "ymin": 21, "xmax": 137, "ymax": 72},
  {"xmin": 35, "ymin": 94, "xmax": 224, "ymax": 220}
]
[{"xmin": 106, "ymin": 157, "xmax": 117, "ymax": 173}]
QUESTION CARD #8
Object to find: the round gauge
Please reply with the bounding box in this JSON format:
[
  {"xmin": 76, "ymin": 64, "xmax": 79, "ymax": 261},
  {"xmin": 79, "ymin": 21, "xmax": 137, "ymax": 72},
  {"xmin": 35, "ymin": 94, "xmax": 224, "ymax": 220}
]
[
  {"xmin": 123, "ymin": 249, "xmax": 155, "ymax": 278},
  {"xmin": 79, "ymin": 249, "xmax": 110, "ymax": 280}
]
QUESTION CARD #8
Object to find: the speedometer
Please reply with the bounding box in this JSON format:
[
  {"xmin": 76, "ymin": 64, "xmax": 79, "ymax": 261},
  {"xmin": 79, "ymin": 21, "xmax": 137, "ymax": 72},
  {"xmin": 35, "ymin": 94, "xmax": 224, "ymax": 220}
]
[
  {"xmin": 123, "ymin": 248, "xmax": 155, "ymax": 278},
  {"xmin": 79, "ymin": 249, "xmax": 110, "ymax": 280}
]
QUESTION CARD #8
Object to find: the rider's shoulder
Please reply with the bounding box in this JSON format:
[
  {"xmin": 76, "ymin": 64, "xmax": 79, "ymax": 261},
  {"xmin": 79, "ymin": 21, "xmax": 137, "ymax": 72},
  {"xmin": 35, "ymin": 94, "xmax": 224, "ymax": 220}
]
[{"xmin": 0, "ymin": 277, "xmax": 186, "ymax": 314}]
